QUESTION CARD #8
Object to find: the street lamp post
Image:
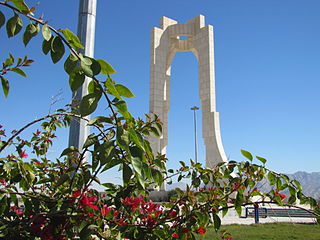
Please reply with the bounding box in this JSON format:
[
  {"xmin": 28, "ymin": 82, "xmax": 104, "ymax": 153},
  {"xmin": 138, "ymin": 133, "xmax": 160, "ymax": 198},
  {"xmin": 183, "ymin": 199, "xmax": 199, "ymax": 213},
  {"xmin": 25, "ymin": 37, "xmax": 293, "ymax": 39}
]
[{"xmin": 191, "ymin": 106, "xmax": 199, "ymax": 163}]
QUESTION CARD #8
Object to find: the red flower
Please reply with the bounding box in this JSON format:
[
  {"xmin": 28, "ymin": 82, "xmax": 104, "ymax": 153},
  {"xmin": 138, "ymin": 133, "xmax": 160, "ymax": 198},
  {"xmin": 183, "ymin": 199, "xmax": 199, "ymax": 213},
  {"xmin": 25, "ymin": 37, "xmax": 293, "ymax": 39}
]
[
  {"xmin": 275, "ymin": 192, "xmax": 286, "ymax": 200},
  {"xmin": 36, "ymin": 130, "xmax": 41, "ymax": 135},
  {"xmin": 226, "ymin": 237, "xmax": 232, "ymax": 240},
  {"xmin": 168, "ymin": 210, "xmax": 177, "ymax": 218},
  {"xmin": 141, "ymin": 216, "xmax": 157, "ymax": 227},
  {"xmin": 199, "ymin": 188, "xmax": 204, "ymax": 192},
  {"xmin": 117, "ymin": 218, "xmax": 127, "ymax": 226},
  {"xmin": 123, "ymin": 195, "xmax": 144, "ymax": 211},
  {"xmin": 10, "ymin": 205, "xmax": 24, "ymax": 216},
  {"xmin": 195, "ymin": 226, "xmax": 206, "ymax": 235},
  {"xmin": 171, "ymin": 233, "xmax": 179, "ymax": 238},
  {"xmin": 80, "ymin": 195, "xmax": 98, "ymax": 210},
  {"xmin": 113, "ymin": 210, "xmax": 120, "ymax": 217},
  {"xmin": 19, "ymin": 151, "xmax": 28, "ymax": 158},
  {"xmin": 72, "ymin": 190, "xmax": 81, "ymax": 198},
  {"xmin": 101, "ymin": 205, "xmax": 111, "ymax": 216}
]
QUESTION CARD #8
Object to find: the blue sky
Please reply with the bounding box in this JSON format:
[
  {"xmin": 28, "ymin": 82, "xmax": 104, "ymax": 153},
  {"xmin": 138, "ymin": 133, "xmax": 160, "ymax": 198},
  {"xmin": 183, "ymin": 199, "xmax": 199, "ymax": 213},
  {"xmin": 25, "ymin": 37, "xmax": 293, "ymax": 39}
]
[{"xmin": 1, "ymin": 0, "xmax": 320, "ymax": 182}]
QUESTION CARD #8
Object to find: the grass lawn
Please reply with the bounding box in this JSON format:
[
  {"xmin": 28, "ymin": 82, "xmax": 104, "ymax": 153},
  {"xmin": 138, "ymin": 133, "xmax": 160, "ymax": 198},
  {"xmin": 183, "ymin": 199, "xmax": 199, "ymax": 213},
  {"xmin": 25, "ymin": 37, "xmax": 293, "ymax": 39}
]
[{"xmin": 197, "ymin": 222, "xmax": 320, "ymax": 240}]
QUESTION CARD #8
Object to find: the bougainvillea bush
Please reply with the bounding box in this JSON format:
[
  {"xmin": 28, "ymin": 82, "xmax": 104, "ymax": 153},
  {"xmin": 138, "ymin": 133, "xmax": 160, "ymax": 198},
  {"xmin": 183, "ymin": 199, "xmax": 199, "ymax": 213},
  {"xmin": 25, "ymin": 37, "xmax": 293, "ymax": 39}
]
[{"xmin": 0, "ymin": 1, "xmax": 319, "ymax": 239}]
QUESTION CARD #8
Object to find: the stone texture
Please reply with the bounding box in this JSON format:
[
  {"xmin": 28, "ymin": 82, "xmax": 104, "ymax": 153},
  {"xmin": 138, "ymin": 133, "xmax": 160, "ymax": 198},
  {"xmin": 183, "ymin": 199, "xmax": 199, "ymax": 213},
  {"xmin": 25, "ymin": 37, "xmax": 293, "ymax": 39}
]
[{"xmin": 149, "ymin": 16, "xmax": 228, "ymax": 178}]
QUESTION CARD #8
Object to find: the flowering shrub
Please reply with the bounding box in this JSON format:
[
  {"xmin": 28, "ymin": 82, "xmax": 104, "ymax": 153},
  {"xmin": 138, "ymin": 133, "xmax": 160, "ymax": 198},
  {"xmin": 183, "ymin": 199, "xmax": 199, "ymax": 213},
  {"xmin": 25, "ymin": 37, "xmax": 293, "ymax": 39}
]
[{"xmin": 0, "ymin": 1, "xmax": 319, "ymax": 240}]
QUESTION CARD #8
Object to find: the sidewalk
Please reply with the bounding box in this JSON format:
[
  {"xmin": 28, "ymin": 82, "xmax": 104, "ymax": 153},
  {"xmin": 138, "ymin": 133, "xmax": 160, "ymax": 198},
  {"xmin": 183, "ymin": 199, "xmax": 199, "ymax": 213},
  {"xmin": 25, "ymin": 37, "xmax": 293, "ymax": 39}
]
[{"xmin": 220, "ymin": 209, "xmax": 317, "ymax": 225}]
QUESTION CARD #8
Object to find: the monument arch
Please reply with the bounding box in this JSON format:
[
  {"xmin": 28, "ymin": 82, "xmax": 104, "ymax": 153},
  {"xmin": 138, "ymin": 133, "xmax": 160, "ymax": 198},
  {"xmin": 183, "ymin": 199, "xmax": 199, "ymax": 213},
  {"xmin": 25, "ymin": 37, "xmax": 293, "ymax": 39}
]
[{"xmin": 149, "ymin": 15, "xmax": 227, "ymax": 171}]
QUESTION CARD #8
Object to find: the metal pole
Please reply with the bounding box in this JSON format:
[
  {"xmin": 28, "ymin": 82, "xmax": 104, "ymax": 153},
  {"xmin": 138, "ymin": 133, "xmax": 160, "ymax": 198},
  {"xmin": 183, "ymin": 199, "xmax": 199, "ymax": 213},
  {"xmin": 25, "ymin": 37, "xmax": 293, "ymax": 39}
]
[
  {"xmin": 68, "ymin": 0, "xmax": 97, "ymax": 159},
  {"xmin": 191, "ymin": 106, "xmax": 199, "ymax": 163}
]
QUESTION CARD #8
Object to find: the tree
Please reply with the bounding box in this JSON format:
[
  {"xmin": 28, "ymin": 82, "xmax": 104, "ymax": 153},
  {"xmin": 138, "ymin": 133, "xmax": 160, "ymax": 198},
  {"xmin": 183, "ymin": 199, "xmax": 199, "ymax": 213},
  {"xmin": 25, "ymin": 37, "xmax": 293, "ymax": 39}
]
[{"xmin": 0, "ymin": 1, "xmax": 319, "ymax": 239}]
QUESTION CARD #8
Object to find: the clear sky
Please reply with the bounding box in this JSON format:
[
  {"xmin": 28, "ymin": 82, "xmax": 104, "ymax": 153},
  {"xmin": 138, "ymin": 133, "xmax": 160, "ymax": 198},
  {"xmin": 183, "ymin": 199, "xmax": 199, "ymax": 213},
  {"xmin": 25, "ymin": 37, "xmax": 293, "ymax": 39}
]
[{"xmin": 1, "ymin": 0, "xmax": 320, "ymax": 184}]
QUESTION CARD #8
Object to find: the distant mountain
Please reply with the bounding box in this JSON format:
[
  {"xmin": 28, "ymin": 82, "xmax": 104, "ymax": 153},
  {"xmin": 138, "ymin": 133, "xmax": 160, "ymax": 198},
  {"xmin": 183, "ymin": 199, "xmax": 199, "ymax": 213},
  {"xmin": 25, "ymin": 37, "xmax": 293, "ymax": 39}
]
[
  {"xmin": 166, "ymin": 171, "xmax": 320, "ymax": 200},
  {"xmin": 287, "ymin": 171, "xmax": 320, "ymax": 200},
  {"xmin": 255, "ymin": 171, "xmax": 320, "ymax": 200}
]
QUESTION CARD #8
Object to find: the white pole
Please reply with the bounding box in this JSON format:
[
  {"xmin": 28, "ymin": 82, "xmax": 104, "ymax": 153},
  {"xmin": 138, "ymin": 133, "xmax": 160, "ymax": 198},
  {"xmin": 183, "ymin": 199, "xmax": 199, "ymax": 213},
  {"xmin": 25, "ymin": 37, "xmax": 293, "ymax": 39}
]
[{"xmin": 68, "ymin": 0, "xmax": 97, "ymax": 159}]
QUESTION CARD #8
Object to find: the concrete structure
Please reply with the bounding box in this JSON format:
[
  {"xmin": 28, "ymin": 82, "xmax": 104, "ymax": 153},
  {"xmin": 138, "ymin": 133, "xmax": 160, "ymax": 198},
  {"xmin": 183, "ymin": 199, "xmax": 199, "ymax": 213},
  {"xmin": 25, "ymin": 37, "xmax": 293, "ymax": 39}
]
[
  {"xmin": 69, "ymin": 0, "xmax": 97, "ymax": 158},
  {"xmin": 149, "ymin": 15, "xmax": 227, "ymax": 169}
]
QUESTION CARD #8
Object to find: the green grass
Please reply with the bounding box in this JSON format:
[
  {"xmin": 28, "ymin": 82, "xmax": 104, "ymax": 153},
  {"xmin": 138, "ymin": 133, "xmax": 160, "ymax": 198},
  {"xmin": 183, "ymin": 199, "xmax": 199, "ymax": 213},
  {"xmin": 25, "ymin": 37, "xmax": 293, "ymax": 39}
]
[{"xmin": 197, "ymin": 222, "xmax": 320, "ymax": 240}]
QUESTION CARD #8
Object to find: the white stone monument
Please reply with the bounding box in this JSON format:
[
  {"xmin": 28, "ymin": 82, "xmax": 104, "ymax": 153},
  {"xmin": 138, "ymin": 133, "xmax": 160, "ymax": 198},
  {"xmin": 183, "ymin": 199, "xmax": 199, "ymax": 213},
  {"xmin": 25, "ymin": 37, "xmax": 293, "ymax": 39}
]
[{"xmin": 149, "ymin": 15, "xmax": 228, "ymax": 170}]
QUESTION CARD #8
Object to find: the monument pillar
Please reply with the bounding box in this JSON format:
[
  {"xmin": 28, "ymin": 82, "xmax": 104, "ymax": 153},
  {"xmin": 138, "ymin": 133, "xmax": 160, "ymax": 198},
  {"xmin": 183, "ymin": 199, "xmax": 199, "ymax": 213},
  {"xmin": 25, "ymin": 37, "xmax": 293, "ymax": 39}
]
[{"xmin": 149, "ymin": 15, "xmax": 227, "ymax": 172}]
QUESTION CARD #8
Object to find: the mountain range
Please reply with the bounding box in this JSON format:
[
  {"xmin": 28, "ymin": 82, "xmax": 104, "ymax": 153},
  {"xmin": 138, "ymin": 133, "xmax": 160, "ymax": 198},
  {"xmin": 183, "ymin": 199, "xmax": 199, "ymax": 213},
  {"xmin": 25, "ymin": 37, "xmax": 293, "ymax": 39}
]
[
  {"xmin": 287, "ymin": 171, "xmax": 320, "ymax": 200},
  {"xmin": 167, "ymin": 171, "xmax": 320, "ymax": 200}
]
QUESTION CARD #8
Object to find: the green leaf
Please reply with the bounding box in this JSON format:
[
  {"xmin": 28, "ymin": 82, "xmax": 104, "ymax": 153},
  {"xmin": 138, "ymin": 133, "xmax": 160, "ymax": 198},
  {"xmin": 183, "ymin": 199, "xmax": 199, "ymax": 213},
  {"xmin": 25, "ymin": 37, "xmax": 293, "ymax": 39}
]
[
  {"xmin": 293, "ymin": 180, "xmax": 302, "ymax": 191},
  {"xmin": 9, "ymin": 0, "xmax": 30, "ymax": 13},
  {"xmin": 256, "ymin": 155, "xmax": 267, "ymax": 164},
  {"xmin": 130, "ymin": 146, "xmax": 144, "ymax": 176},
  {"xmin": 150, "ymin": 126, "xmax": 160, "ymax": 137},
  {"xmin": 268, "ymin": 171, "xmax": 277, "ymax": 185},
  {"xmin": 79, "ymin": 93, "xmax": 101, "ymax": 116},
  {"xmin": 0, "ymin": 11, "xmax": 5, "ymax": 29},
  {"xmin": 115, "ymin": 84, "xmax": 135, "ymax": 98},
  {"xmin": 69, "ymin": 69, "xmax": 85, "ymax": 91},
  {"xmin": 4, "ymin": 161, "xmax": 16, "ymax": 174},
  {"xmin": 88, "ymin": 116, "xmax": 113, "ymax": 126},
  {"xmin": 42, "ymin": 24, "xmax": 52, "ymax": 41},
  {"xmin": 42, "ymin": 38, "xmax": 52, "ymax": 55},
  {"xmin": 64, "ymin": 53, "xmax": 78, "ymax": 74},
  {"xmin": 114, "ymin": 101, "xmax": 131, "ymax": 119},
  {"xmin": 123, "ymin": 163, "xmax": 132, "ymax": 186},
  {"xmin": 105, "ymin": 77, "xmax": 122, "ymax": 99},
  {"xmin": 61, "ymin": 28, "xmax": 83, "ymax": 49},
  {"xmin": 11, "ymin": 67, "xmax": 27, "ymax": 77},
  {"xmin": 235, "ymin": 192, "xmax": 244, "ymax": 215},
  {"xmin": 50, "ymin": 37, "xmax": 65, "ymax": 63},
  {"xmin": 6, "ymin": 13, "xmax": 23, "ymax": 37},
  {"xmin": 1, "ymin": 76, "xmax": 9, "ymax": 97},
  {"xmin": 97, "ymin": 59, "xmax": 116, "ymax": 75},
  {"xmin": 116, "ymin": 127, "xmax": 129, "ymax": 151},
  {"xmin": 83, "ymin": 134, "xmax": 98, "ymax": 148},
  {"xmin": 80, "ymin": 57, "xmax": 101, "ymax": 77},
  {"xmin": 99, "ymin": 144, "xmax": 115, "ymax": 166},
  {"xmin": 241, "ymin": 149, "xmax": 253, "ymax": 161},
  {"xmin": 5, "ymin": 55, "xmax": 14, "ymax": 66},
  {"xmin": 79, "ymin": 224, "xmax": 98, "ymax": 240},
  {"xmin": 0, "ymin": 195, "xmax": 8, "ymax": 216},
  {"xmin": 151, "ymin": 168, "xmax": 163, "ymax": 187},
  {"xmin": 60, "ymin": 146, "xmax": 79, "ymax": 157},
  {"xmin": 274, "ymin": 194, "xmax": 283, "ymax": 206},
  {"xmin": 288, "ymin": 195, "xmax": 296, "ymax": 204},
  {"xmin": 128, "ymin": 129, "xmax": 144, "ymax": 151},
  {"xmin": 213, "ymin": 214, "xmax": 221, "ymax": 231},
  {"xmin": 88, "ymin": 80, "xmax": 102, "ymax": 95},
  {"xmin": 23, "ymin": 23, "xmax": 40, "ymax": 46}
]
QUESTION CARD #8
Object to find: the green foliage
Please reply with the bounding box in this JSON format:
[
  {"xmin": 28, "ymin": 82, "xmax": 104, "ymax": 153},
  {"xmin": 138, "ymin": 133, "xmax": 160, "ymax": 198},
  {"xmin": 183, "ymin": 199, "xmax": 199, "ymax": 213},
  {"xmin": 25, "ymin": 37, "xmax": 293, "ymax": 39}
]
[
  {"xmin": 42, "ymin": 24, "xmax": 51, "ymax": 41},
  {"xmin": 6, "ymin": 13, "xmax": 22, "ymax": 37},
  {"xmin": 0, "ymin": 76, "xmax": 9, "ymax": 97},
  {"xmin": 0, "ymin": 2, "xmax": 319, "ymax": 240},
  {"xmin": 0, "ymin": 11, "xmax": 5, "ymax": 29},
  {"xmin": 23, "ymin": 22, "xmax": 40, "ymax": 46},
  {"xmin": 61, "ymin": 28, "xmax": 84, "ymax": 50},
  {"xmin": 9, "ymin": 0, "xmax": 30, "ymax": 13}
]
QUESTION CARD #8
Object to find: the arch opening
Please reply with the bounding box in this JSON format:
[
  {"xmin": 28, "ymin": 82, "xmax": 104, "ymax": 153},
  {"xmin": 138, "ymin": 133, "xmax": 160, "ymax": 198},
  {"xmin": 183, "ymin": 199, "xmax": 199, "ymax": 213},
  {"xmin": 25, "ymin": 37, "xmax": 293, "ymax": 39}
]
[{"xmin": 166, "ymin": 52, "xmax": 205, "ymax": 170}]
